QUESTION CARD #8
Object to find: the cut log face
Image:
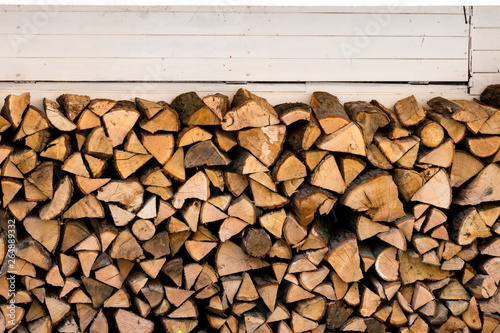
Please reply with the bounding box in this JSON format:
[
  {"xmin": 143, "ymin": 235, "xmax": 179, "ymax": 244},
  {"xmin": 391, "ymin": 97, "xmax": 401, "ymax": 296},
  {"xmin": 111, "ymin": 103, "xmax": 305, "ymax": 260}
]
[
  {"xmin": 216, "ymin": 241, "xmax": 269, "ymax": 276},
  {"xmin": 344, "ymin": 101, "xmax": 390, "ymax": 145},
  {"xmin": 449, "ymin": 150, "xmax": 484, "ymax": 187},
  {"xmin": 416, "ymin": 120, "xmax": 445, "ymax": 148},
  {"xmin": 395, "ymin": 95, "xmax": 426, "ymax": 126},
  {"xmin": 141, "ymin": 132, "xmax": 175, "ymax": 165},
  {"xmin": 44, "ymin": 98, "xmax": 77, "ymax": 132},
  {"xmin": 275, "ymin": 102, "xmax": 311, "ymax": 126},
  {"xmin": 103, "ymin": 109, "xmax": 140, "ymax": 147},
  {"xmin": 310, "ymin": 92, "xmax": 350, "ymax": 134},
  {"xmin": 341, "ymin": 171, "xmax": 405, "ymax": 222},
  {"xmin": 325, "ymin": 229, "xmax": 363, "ymax": 283},
  {"xmin": 238, "ymin": 125, "xmax": 286, "ymax": 167},
  {"xmin": 171, "ymin": 91, "xmax": 220, "ymax": 126},
  {"xmin": 272, "ymin": 150, "xmax": 306, "ymax": 181},
  {"xmin": 309, "ymin": 154, "xmax": 346, "ymax": 194},
  {"xmin": 411, "ymin": 169, "xmax": 452, "ymax": 209},
  {"xmin": 1, "ymin": 89, "xmax": 499, "ymax": 332},
  {"xmin": 185, "ymin": 141, "xmax": 231, "ymax": 168},
  {"xmin": 172, "ymin": 171, "xmax": 210, "ymax": 209},
  {"xmin": 2, "ymin": 92, "xmax": 30, "ymax": 128},
  {"xmin": 222, "ymin": 88, "xmax": 280, "ymax": 131},
  {"xmin": 316, "ymin": 122, "xmax": 366, "ymax": 156},
  {"xmin": 203, "ymin": 93, "xmax": 230, "ymax": 120}
]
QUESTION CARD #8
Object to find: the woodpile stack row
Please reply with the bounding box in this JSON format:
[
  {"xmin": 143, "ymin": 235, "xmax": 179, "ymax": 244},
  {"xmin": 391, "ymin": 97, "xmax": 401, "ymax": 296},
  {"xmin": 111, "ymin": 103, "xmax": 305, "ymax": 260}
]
[{"xmin": 0, "ymin": 87, "xmax": 498, "ymax": 333}]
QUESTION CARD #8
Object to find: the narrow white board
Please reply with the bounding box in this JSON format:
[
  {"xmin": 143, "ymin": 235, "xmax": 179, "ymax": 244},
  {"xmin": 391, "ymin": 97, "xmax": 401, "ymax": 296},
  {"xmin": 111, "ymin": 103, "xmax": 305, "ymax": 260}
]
[
  {"xmin": 0, "ymin": 11, "xmax": 468, "ymax": 36},
  {"xmin": 1, "ymin": 58, "xmax": 468, "ymax": 82}
]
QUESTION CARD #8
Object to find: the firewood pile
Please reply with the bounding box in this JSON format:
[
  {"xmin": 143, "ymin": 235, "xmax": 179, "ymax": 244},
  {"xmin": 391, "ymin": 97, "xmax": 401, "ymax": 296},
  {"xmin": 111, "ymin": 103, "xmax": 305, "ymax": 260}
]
[{"xmin": 0, "ymin": 86, "xmax": 499, "ymax": 333}]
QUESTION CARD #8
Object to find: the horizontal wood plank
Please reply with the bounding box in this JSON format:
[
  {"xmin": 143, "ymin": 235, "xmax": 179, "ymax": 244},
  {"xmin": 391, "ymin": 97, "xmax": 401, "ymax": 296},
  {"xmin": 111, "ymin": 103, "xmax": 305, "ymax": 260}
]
[
  {"xmin": 0, "ymin": 58, "xmax": 468, "ymax": 82},
  {"xmin": 471, "ymin": 27, "xmax": 500, "ymax": 50},
  {"xmin": 0, "ymin": 11, "xmax": 468, "ymax": 36},
  {"xmin": 471, "ymin": 50, "xmax": 500, "ymax": 72},
  {"xmin": 2, "ymin": 35, "xmax": 468, "ymax": 59},
  {"xmin": 471, "ymin": 6, "xmax": 500, "ymax": 27},
  {"xmin": 0, "ymin": 6, "xmax": 466, "ymax": 14}
]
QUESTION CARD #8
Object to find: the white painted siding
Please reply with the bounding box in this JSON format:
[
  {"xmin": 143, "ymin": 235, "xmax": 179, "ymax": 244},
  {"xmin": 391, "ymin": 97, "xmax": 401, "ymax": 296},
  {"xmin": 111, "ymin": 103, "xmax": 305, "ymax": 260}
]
[
  {"xmin": 0, "ymin": 6, "xmax": 469, "ymax": 83},
  {"xmin": 470, "ymin": 6, "xmax": 500, "ymax": 94}
]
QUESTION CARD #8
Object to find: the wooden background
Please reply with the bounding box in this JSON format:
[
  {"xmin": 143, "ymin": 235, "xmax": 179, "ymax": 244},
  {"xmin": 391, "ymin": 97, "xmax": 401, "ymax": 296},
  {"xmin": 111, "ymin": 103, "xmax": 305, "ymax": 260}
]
[{"xmin": 0, "ymin": 6, "xmax": 496, "ymax": 107}]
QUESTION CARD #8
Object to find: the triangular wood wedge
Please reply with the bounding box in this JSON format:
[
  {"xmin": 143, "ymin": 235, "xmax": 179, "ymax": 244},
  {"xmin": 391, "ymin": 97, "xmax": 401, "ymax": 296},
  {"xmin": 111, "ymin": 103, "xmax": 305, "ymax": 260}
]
[
  {"xmin": 310, "ymin": 155, "xmax": 346, "ymax": 194},
  {"xmin": 62, "ymin": 194, "xmax": 104, "ymax": 219},
  {"xmin": 250, "ymin": 180, "xmax": 289, "ymax": 209},
  {"xmin": 272, "ymin": 150, "xmax": 307, "ymax": 182},
  {"xmin": 201, "ymin": 202, "xmax": 228, "ymax": 224},
  {"xmin": 163, "ymin": 147, "xmax": 185, "ymax": 182},
  {"xmin": 222, "ymin": 88, "xmax": 279, "ymax": 131},
  {"xmin": 27, "ymin": 161, "xmax": 53, "ymax": 200},
  {"xmin": 102, "ymin": 108, "xmax": 140, "ymax": 147},
  {"xmin": 172, "ymin": 171, "xmax": 210, "ymax": 209},
  {"xmin": 219, "ymin": 217, "xmax": 248, "ymax": 242},
  {"xmin": 185, "ymin": 241, "xmax": 218, "ymax": 261},
  {"xmin": 141, "ymin": 132, "xmax": 175, "ymax": 165},
  {"xmin": 62, "ymin": 152, "xmax": 90, "ymax": 177},
  {"xmin": 177, "ymin": 126, "xmax": 213, "ymax": 147},
  {"xmin": 232, "ymin": 151, "xmax": 269, "ymax": 174},
  {"xmin": 40, "ymin": 134, "xmax": 71, "ymax": 162},
  {"xmin": 411, "ymin": 169, "xmax": 452, "ymax": 209},
  {"xmin": 418, "ymin": 139, "xmax": 455, "ymax": 168},
  {"xmin": 237, "ymin": 125, "xmax": 286, "ymax": 167},
  {"xmin": 185, "ymin": 140, "xmax": 231, "ymax": 168},
  {"xmin": 216, "ymin": 241, "xmax": 269, "ymax": 276},
  {"xmin": 75, "ymin": 176, "xmax": 110, "ymax": 195},
  {"xmin": 316, "ymin": 122, "xmax": 366, "ymax": 156},
  {"xmin": 44, "ymin": 98, "xmax": 77, "ymax": 132},
  {"xmin": 164, "ymin": 286, "xmax": 195, "ymax": 307}
]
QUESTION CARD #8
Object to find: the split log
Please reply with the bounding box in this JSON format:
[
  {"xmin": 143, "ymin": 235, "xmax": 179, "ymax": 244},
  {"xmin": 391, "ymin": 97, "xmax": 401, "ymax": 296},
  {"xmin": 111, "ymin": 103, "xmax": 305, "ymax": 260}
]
[
  {"xmin": 454, "ymin": 163, "xmax": 500, "ymax": 205},
  {"xmin": 222, "ymin": 88, "xmax": 279, "ymax": 130},
  {"xmin": 185, "ymin": 141, "xmax": 230, "ymax": 168},
  {"xmin": 395, "ymin": 95, "xmax": 426, "ymax": 126},
  {"xmin": 310, "ymin": 92, "xmax": 350, "ymax": 134},
  {"xmin": 44, "ymin": 98, "xmax": 77, "ymax": 131},
  {"xmin": 2, "ymin": 92, "xmax": 30, "ymax": 128},
  {"xmin": 344, "ymin": 101, "xmax": 390, "ymax": 145},
  {"xmin": 325, "ymin": 228, "xmax": 363, "ymax": 283},
  {"xmin": 341, "ymin": 170, "xmax": 405, "ymax": 222},
  {"xmin": 316, "ymin": 122, "xmax": 366, "ymax": 156},
  {"xmin": 171, "ymin": 91, "xmax": 220, "ymax": 126},
  {"xmin": 237, "ymin": 125, "xmax": 286, "ymax": 167}
]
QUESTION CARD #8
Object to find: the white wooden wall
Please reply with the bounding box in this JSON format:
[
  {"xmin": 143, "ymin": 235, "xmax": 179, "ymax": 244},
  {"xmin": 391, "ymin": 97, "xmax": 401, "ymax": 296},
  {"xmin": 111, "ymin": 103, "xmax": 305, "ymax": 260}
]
[
  {"xmin": 0, "ymin": 5, "xmax": 495, "ymax": 108},
  {"xmin": 470, "ymin": 6, "xmax": 500, "ymax": 95}
]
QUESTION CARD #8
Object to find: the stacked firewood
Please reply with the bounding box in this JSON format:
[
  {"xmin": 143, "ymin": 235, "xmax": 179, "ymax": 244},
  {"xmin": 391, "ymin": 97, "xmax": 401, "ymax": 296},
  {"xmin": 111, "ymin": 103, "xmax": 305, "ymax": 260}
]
[{"xmin": 0, "ymin": 86, "xmax": 498, "ymax": 333}]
